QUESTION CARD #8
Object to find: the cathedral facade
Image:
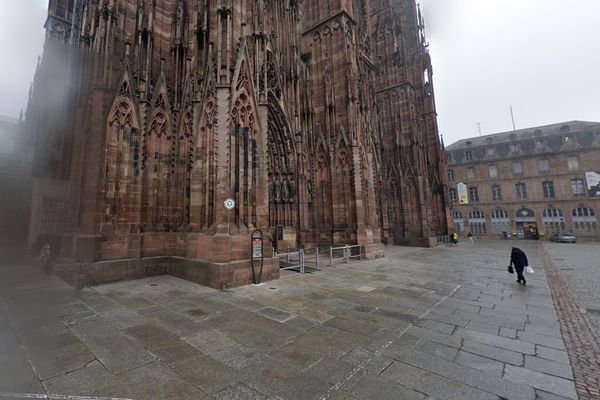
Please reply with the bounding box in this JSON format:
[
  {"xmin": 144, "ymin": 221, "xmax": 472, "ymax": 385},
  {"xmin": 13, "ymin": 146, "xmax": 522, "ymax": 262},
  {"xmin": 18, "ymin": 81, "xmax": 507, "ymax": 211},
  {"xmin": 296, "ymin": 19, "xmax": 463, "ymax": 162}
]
[{"xmin": 24, "ymin": 0, "xmax": 450, "ymax": 288}]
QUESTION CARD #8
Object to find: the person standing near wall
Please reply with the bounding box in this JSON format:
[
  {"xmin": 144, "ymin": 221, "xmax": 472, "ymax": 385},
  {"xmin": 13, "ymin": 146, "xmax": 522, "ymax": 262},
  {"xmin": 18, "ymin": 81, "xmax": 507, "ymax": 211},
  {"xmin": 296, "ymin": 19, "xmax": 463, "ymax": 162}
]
[{"xmin": 38, "ymin": 244, "xmax": 52, "ymax": 275}]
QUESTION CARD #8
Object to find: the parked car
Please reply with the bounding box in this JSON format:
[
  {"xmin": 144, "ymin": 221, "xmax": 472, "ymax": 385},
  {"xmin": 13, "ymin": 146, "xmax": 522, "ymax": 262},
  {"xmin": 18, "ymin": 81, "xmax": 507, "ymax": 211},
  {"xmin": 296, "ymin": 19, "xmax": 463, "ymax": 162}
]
[{"xmin": 549, "ymin": 232, "xmax": 577, "ymax": 243}]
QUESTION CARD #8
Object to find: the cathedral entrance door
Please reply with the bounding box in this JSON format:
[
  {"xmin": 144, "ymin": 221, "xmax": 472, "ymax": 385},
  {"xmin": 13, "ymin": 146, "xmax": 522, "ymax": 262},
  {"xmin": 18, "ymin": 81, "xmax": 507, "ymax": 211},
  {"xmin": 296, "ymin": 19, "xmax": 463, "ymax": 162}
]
[{"xmin": 267, "ymin": 94, "xmax": 299, "ymax": 251}]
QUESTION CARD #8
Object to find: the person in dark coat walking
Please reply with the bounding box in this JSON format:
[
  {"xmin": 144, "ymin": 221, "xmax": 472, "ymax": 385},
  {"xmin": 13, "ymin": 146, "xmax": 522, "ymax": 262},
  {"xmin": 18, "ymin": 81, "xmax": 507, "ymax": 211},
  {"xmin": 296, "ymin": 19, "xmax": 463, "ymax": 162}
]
[{"xmin": 510, "ymin": 247, "xmax": 528, "ymax": 285}]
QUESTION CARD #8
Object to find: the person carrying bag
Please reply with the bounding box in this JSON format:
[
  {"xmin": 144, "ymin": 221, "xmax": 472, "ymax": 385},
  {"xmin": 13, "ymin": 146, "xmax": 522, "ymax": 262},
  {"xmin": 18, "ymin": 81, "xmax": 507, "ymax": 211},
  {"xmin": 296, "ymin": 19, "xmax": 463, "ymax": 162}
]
[{"xmin": 509, "ymin": 247, "xmax": 529, "ymax": 285}]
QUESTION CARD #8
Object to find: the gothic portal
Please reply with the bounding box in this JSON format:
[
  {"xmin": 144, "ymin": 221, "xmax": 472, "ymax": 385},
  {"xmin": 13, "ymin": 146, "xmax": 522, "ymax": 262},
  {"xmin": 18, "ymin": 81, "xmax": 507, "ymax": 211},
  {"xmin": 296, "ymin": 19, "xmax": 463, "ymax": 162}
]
[{"xmin": 23, "ymin": 0, "xmax": 450, "ymax": 288}]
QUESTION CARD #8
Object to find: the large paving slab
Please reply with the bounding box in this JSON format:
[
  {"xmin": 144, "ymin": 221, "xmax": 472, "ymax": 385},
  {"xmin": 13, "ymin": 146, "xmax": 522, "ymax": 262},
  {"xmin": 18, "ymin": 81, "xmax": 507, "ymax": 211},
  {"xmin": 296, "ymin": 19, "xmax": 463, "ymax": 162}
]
[{"xmin": 0, "ymin": 240, "xmax": 592, "ymax": 399}]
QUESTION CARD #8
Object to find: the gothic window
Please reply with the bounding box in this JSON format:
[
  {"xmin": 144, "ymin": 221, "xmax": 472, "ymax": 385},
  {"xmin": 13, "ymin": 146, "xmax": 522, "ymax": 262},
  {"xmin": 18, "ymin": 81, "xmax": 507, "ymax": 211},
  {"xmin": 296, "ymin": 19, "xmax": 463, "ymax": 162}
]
[
  {"xmin": 105, "ymin": 98, "xmax": 137, "ymax": 225},
  {"xmin": 145, "ymin": 109, "xmax": 171, "ymax": 227}
]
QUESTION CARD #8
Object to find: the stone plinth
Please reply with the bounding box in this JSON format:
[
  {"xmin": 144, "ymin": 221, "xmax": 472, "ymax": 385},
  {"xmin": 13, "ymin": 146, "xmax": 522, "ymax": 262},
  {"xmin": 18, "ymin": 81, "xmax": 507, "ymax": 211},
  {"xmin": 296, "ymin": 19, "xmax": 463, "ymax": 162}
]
[
  {"xmin": 53, "ymin": 255, "xmax": 279, "ymax": 290},
  {"xmin": 392, "ymin": 236, "xmax": 437, "ymax": 248}
]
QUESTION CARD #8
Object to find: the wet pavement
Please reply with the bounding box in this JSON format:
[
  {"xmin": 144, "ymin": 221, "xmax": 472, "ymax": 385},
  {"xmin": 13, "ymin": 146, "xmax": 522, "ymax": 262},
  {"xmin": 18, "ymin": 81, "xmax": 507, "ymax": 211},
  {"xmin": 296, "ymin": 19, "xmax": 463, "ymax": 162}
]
[
  {"xmin": 541, "ymin": 242, "xmax": 600, "ymax": 399},
  {"xmin": 544, "ymin": 242, "xmax": 600, "ymax": 344},
  {"xmin": 0, "ymin": 240, "xmax": 590, "ymax": 400}
]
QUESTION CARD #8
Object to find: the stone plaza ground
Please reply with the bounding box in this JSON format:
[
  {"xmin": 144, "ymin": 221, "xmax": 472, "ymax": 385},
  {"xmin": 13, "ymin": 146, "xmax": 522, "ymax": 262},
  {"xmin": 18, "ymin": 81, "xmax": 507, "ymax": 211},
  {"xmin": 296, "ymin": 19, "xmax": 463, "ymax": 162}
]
[{"xmin": 1, "ymin": 240, "xmax": 599, "ymax": 400}]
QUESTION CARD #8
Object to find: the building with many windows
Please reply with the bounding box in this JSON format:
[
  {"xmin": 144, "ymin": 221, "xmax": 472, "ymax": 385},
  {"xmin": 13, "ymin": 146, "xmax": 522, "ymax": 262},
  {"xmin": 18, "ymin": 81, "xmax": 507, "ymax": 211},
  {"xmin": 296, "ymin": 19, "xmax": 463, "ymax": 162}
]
[{"xmin": 446, "ymin": 121, "xmax": 600, "ymax": 240}]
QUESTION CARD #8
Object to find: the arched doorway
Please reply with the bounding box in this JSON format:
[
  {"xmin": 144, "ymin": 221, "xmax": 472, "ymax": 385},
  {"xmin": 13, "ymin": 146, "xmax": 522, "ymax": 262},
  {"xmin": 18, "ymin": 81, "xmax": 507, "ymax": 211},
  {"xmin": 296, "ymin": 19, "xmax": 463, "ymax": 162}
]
[
  {"xmin": 266, "ymin": 91, "xmax": 299, "ymax": 250},
  {"xmin": 515, "ymin": 208, "xmax": 538, "ymax": 239}
]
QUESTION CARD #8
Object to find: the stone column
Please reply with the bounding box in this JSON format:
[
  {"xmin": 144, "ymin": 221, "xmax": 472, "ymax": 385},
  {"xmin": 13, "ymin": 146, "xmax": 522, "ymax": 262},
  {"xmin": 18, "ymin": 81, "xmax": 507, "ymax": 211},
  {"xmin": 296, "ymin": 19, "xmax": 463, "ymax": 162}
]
[{"xmin": 211, "ymin": 85, "xmax": 233, "ymax": 262}]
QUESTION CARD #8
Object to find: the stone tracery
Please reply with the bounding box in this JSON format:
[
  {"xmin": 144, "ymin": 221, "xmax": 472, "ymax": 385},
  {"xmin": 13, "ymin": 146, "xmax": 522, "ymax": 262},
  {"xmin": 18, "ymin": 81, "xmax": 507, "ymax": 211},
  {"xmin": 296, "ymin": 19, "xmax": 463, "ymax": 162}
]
[{"xmin": 25, "ymin": 0, "xmax": 449, "ymax": 287}]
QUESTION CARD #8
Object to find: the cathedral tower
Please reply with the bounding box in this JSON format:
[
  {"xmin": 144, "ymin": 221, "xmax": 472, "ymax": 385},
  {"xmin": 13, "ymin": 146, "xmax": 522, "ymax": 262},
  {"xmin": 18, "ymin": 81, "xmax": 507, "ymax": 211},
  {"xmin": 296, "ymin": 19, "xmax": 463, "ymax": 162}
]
[{"xmin": 24, "ymin": 0, "xmax": 449, "ymax": 288}]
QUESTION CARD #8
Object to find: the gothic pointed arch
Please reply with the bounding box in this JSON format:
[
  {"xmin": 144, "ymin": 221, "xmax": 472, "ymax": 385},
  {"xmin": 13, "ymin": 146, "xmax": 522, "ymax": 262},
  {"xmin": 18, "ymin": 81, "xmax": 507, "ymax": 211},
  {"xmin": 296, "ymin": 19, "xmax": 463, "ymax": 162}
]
[
  {"xmin": 267, "ymin": 89, "xmax": 298, "ymax": 234},
  {"xmin": 104, "ymin": 92, "xmax": 140, "ymax": 230},
  {"xmin": 143, "ymin": 73, "xmax": 173, "ymax": 230},
  {"xmin": 231, "ymin": 39, "xmax": 260, "ymax": 136},
  {"xmin": 336, "ymin": 121, "xmax": 351, "ymax": 149},
  {"xmin": 230, "ymin": 39, "xmax": 262, "ymax": 230},
  {"xmin": 116, "ymin": 61, "xmax": 136, "ymax": 99},
  {"xmin": 265, "ymin": 48, "xmax": 285, "ymax": 106},
  {"xmin": 175, "ymin": 76, "xmax": 195, "ymax": 228},
  {"xmin": 316, "ymin": 131, "xmax": 329, "ymax": 155},
  {"xmin": 192, "ymin": 60, "xmax": 218, "ymax": 230}
]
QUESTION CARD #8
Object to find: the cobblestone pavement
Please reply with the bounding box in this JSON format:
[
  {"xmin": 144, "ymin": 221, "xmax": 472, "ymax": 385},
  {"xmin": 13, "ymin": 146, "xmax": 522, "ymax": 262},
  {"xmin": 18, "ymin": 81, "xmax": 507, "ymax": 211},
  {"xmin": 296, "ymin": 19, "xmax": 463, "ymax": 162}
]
[
  {"xmin": 544, "ymin": 243, "xmax": 600, "ymax": 343},
  {"xmin": 541, "ymin": 242, "xmax": 600, "ymax": 399},
  {"xmin": 0, "ymin": 241, "xmax": 589, "ymax": 400}
]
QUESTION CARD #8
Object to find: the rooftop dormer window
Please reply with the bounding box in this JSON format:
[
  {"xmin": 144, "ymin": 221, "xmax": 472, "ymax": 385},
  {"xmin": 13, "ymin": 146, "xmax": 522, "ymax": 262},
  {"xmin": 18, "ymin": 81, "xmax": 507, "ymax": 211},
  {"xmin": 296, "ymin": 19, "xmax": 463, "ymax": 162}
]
[
  {"xmin": 465, "ymin": 150, "xmax": 473, "ymax": 160},
  {"xmin": 535, "ymin": 140, "xmax": 545, "ymax": 151}
]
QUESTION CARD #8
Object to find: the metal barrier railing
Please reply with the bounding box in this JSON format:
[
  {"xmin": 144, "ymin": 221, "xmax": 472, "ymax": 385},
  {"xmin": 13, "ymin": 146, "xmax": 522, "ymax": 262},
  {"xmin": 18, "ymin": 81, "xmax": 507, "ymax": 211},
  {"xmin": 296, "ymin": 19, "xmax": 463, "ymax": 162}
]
[
  {"xmin": 329, "ymin": 244, "xmax": 362, "ymax": 267},
  {"xmin": 303, "ymin": 247, "xmax": 322, "ymax": 271},
  {"xmin": 437, "ymin": 235, "xmax": 451, "ymax": 245},
  {"xmin": 274, "ymin": 248, "xmax": 305, "ymax": 273}
]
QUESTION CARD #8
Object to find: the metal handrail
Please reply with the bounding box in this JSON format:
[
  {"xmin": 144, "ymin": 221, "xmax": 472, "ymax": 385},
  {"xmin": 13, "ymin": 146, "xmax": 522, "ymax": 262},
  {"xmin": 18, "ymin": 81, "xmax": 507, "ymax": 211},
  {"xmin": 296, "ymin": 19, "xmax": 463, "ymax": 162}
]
[
  {"xmin": 303, "ymin": 247, "xmax": 321, "ymax": 270},
  {"xmin": 437, "ymin": 235, "xmax": 451, "ymax": 245},
  {"xmin": 275, "ymin": 248, "xmax": 305, "ymax": 273},
  {"xmin": 329, "ymin": 244, "xmax": 363, "ymax": 267}
]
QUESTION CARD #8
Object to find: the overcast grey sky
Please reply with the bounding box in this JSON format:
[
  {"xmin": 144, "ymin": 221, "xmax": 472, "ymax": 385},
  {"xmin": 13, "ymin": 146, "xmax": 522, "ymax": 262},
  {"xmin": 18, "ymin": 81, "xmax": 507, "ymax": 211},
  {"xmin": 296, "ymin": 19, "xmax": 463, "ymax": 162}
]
[
  {"xmin": 0, "ymin": 1, "xmax": 599, "ymax": 146},
  {"xmin": 0, "ymin": 1, "xmax": 46, "ymax": 120},
  {"xmin": 420, "ymin": 0, "xmax": 600, "ymax": 144}
]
